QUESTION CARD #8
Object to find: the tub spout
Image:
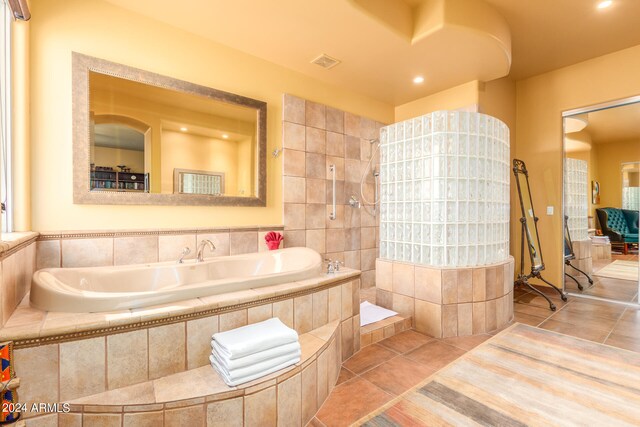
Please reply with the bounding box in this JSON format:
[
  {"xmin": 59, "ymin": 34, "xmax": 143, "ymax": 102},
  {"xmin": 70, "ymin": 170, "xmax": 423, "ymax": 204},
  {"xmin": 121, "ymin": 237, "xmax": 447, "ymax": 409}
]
[{"xmin": 197, "ymin": 239, "xmax": 216, "ymax": 262}]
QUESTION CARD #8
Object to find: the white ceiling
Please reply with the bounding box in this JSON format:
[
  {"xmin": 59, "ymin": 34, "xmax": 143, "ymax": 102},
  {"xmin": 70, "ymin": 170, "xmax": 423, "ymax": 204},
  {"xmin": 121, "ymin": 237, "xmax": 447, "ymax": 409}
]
[{"xmin": 101, "ymin": 0, "xmax": 640, "ymax": 105}]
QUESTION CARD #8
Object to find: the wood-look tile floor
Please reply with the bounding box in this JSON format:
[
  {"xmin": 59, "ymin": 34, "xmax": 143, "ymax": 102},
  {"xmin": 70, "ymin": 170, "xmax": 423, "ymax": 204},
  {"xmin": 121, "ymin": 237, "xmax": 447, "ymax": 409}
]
[
  {"xmin": 311, "ymin": 330, "xmax": 492, "ymax": 426},
  {"xmin": 565, "ymin": 253, "xmax": 639, "ymax": 302},
  {"xmin": 312, "ymin": 282, "xmax": 640, "ymax": 426}
]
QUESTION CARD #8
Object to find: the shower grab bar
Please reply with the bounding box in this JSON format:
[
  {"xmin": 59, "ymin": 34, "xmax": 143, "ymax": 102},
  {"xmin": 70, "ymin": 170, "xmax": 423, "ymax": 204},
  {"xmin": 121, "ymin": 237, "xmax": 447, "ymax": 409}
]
[
  {"xmin": 373, "ymin": 169, "xmax": 379, "ymax": 217},
  {"xmin": 329, "ymin": 164, "xmax": 336, "ymax": 220}
]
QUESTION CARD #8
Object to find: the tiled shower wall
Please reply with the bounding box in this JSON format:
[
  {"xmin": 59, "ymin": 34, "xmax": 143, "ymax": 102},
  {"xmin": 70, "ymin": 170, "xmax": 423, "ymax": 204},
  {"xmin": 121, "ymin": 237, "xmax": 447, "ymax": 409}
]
[{"xmin": 282, "ymin": 94, "xmax": 383, "ymax": 289}]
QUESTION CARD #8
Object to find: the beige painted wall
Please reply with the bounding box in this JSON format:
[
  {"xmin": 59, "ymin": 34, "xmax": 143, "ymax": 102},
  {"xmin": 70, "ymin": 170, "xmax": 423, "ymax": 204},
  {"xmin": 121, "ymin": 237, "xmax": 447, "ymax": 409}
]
[
  {"xmin": 394, "ymin": 80, "xmax": 480, "ymax": 121},
  {"xmin": 92, "ymin": 146, "xmax": 145, "ymax": 173},
  {"xmin": 516, "ymin": 44, "xmax": 640, "ymax": 286},
  {"xmin": 29, "ymin": 0, "xmax": 393, "ymax": 231}
]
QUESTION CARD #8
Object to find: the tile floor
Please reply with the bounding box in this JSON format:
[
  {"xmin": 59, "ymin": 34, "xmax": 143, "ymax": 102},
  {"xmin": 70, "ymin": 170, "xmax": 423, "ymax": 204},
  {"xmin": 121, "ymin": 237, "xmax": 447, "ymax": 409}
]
[
  {"xmin": 311, "ymin": 329, "xmax": 492, "ymax": 426},
  {"xmin": 564, "ymin": 253, "xmax": 639, "ymax": 302}
]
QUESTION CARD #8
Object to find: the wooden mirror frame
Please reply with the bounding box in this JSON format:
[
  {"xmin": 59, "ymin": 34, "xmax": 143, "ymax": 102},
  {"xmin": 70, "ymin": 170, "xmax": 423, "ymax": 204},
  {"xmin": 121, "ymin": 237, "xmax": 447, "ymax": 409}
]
[{"xmin": 72, "ymin": 52, "xmax": 267, "ymax": 206}]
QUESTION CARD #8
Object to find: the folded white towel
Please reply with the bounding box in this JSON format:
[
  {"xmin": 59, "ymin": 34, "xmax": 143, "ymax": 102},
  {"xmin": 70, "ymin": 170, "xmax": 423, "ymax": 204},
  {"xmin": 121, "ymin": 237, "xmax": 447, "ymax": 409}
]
[
  {"xmin": 210, "ymin": 353, "xmax": 301, "ymax": 387},
  {"xmin": 211, "ymin": 340, "xmax": 301, "ymax": 371},
  {"xmin": 210, "ymin": 348, "xmax": 301, "ymax": 381},
  {"xmin": 212, "ymin": 317, "xmax": 298, "ymax": 360}
]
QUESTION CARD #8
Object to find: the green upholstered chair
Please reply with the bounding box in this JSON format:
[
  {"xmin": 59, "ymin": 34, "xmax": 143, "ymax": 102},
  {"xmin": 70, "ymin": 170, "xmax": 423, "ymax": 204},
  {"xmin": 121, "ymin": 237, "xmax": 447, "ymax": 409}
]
[{"xmin": 596, "ymin": 207, "xmax": 639, "ymax": 254}]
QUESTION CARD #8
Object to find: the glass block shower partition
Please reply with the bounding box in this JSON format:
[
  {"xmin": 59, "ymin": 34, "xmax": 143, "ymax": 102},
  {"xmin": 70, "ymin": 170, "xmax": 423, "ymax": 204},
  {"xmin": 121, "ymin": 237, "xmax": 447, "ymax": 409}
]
[
  {"xmin": 564, "ymin": 158, "xmax": 589, "ymax": 241},
  {"xmin": 378, "ymin": 111, "xmax": 510, "ymax": 267}
]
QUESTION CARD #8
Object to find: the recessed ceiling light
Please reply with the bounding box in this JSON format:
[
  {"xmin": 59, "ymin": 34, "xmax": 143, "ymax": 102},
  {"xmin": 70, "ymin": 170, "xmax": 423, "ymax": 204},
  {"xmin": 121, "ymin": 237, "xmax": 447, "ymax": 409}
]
[
  {"xmin": 222, "ymin": 134, "xmax": 229, "ymax": 139},
  {"xmin": 413, "ymin": 76, "xmax": 424, "ymax": 84},
  {"xmin": 597, "ymin": 0, "xmax": 612, "ymax": 9},
  {"xmin": 180, "ymin": 127, "xmax": 188, "ymax": 132}
]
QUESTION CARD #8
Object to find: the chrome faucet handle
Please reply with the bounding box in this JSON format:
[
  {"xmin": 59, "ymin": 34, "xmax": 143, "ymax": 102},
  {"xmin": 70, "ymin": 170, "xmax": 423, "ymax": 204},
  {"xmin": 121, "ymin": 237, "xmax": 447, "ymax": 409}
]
[
  {"xmin": 178, "ymin": 247, "xmax": 191, "ymax": 264},
  {"xmin": 196, "ymin": 239, "xmax": 216, "ymax": 262},
  {"xmin": 324, "ymin": 258, "xmax": 335, "ymax": 274},
  {"xmin": 333, "ymin": 260, "xmax": 345, "ymax": 272}
]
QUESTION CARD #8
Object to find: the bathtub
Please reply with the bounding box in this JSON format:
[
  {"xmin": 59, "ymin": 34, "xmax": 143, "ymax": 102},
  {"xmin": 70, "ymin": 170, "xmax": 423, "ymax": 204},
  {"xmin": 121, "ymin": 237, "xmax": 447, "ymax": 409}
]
[{"xmin": 30, "ymin": 247, "xmax": 323, "ymax": 313}]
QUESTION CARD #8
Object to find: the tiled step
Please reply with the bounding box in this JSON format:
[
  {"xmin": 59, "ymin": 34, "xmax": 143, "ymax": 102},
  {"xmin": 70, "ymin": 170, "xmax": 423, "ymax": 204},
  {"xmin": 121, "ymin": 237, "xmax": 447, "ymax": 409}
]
[{"xmin": 360, "ymin": 315, "xmax": 412, "ymax": 347}]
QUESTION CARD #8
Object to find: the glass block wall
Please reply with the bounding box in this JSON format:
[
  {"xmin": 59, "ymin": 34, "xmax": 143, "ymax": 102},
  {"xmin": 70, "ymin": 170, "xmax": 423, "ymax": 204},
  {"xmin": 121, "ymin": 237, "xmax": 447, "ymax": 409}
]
[
  {"xmin": 378, "ymin": 111, "xmax": 510, "ymax": 267},
  {"xmin": 623, "ymin": 187, "xmax": 640, "ymax": 211},
  {"xmin": 564, "ymin": 158, "xmax": 588, "ymax": 241}
]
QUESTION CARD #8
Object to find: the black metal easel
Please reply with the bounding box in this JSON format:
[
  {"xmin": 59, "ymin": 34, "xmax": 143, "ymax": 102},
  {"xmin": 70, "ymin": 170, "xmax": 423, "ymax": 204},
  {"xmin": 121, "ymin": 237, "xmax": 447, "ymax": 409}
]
[
  {"xmin": 513, "ymin": 159, "xmax": 567, "ymax": 311},
  {"xmin": 564, "ymin": 215, "xmax": 594, "ymax": 291}
]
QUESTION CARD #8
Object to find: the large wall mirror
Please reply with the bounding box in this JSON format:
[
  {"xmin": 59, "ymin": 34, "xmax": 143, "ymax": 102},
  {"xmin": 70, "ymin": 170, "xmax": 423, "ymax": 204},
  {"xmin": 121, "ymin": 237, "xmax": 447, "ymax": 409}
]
[
  {"xmin": 562, "ymin": 96, "xmax": 640, "ymax": 304},
  {"xmin": 73, "ymin": 53, "xmax": 267, "ymax": 206}
]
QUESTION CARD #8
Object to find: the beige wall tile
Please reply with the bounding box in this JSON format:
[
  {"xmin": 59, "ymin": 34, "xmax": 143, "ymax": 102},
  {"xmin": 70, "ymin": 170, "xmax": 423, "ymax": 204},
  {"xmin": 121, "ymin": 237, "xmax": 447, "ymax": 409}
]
[
  {"xmin": 341, "ymin": 281, "xmax": 353, "ymax": 320},
  {"xmin": 277, "ymin": 373, "xmax": 302, "ymax": 427},
  {"xmin": 61, "ymin": 238, "xmax": 114, "ymax": 267},
  {"xmin": 345, "ymin": 136, "xmax": 361, "ymax": 162},
  {"xmin": 83, "ymin": 414, "xmax": 122, "ymax": 427},
  {"xmin": 207, "ymin": 397, "xmax": 243, "ymax": 427},
  {"xmin": 442, "ymin": 270, "xmax": 458, "ymax": 304},
  {"xmin": 245, "ymin": 386, "xmax": 277, "ymax": 427},
  {"xmin": 2, "ymin": 254, "xmax": 16, "ymax": 325},
  {"xmin": 148, "ymin": 323, "xmax": 186, "ymax": 379},
  {"xmin": 305, "ymin": 229, "xmax": 326, "ymax": 254},
  {"xmin": 392, "ymin": 293, "xmax": 414, "ymax": 319},
  {"xmin": 472, "ymin": 268, "xmax": 487, "ymax": 302},
  {"xmin": 59, "ymin": 413, "xmax": 82, "ymax": 427},
  {"xmin": 326, "ymin": 338, "xmax": 339, "ymax": 391},
  {"xmin": 361, "ymin": 206, "xmax": 377, "ymax": 227},
  {"xmin": 283, "ymin": 176, "xmax": 306, "ymax": 203},
  {"xmin": 344, "ymin": 204, "xmax": 361, "ymax": 228},
  {"xmin": 486, "ymin": 267, "xmax": 498, "ymax": 300},
  {"xmin": 301, "ymin": 361, "xmax": 318, "ymax": 425},
  {"xmin": 361, "ymin": 270, "xmax": 376, "ymax": 289},
  {"xmin": 283, "ymin": 230, "xmax": 305, "ymax": 248},
  {"xmin": 36, "ymin": 240, "xmax": 61, "ymax": 269},
  {"xmin": 283, "ymin": 94, "xmax": 305, "ymax": 125},
  {"xmin": 248, "ymin": 304, "xmax": 273, "ymax": 324},
  {"xmin": 472, "ymin": 302, "xmax": 486, "ymax": 334},
  {"xmin": 344, "ymin": 158, "xmax": 361, "ymax": 181},
  {"xmin": 165, "ymin": 405, "xmax": 205, "ymax": 427},
  {"xmin": 306, "ymin": 101, "xmax": 326, "ymax": 129},
  {"xmin": 352, "ymin": 279, "xmax": 361, "ymax": 315},
  {"xmin": 325, "ymin": 229, "xmax": 345, "ymax": 253},
  {"xmin": 496, "ymin": 296, "xmax": 505, "ymax": 328},
  {"xmin": 344, "ymin": 250, "xmax": 360, "ymax": 270},
  {"xmin": 376, "ymin": 288, "xmax": 392, "ymax": 309},
  {"xmin": 305, "ymin": 127, "xmax": 326, "ymax": 154},
  {"xmin": 107, "ymin": 330, "xmax": 148, "ymax": 389},
  {"xmin": 345, "ymin": 112, "xmax": 362, "ymax": 137},
  {"xmin": 25, "ymin": 414, "xmax": 58, "ymax": 426},
  {"xmin": 353, "ymin": 314, "xmax": 361, "ymax": 352},
  {"xmin": 229, "ymin": 231, "xmax": 258, "ymax": 255},
  {"xmin": 283, "ymin": 149, "xmax": 306, "ymax": 177},
  {"xmin": 326, "ymin": 107, "xmax": 344, "ymax": 133},
  {"xmin": 360, "ymin": 248, "xmax": 376, "ymax": 271},
  {"xmin": 316, "ymin": 349, "xmax": 329, "ymax": 407},
  {"xmin": 360, "ymin": 226, "xmax": 376, "ymax": 249},
  {"xmin": 457, "ymin": 269, "xmax": 473, "ymax": 303},
  {"xmin": 457, "ymin": 303, "xmax": 473, "ymax": 336},
  {"xmin": 273, "ymin": 299, "xmax": 294, "ymax": 328},
  {"xmin": 415, "ymin": 266, "xmax": 441, "ymax": 303},
  {"xmin": 294, "ymin": 294, "xmax": 313, "ymax": 334},
  {"xmin": 376, "ymin": 259, "xmax": 392, "ymax": 291},
  {"xmin": 312, "ymin": 290, "xmax": 328, "ymax": 329},
  {"xmin": 503, "ymin": 262, "xmax": 513, "ymax": 296},
  {"xmin": 345, "ymin": 227, "xmax": 361, "ymax": 251},
  {"xmin": 60, "ymin": 337, "xmax": 106, "ymax": 400},
  {"xmin": 305, "ymin": 204, "xmax": 326, "ymax": 230},
  {"xmin": 196, "ymin": 232, "xmax": 230, "ymax": 257},
  {"xmin": 415, "ymin": 299, "xmax": 442, "ymax": 338},
  {"xmin": 326, "ymin": 131, "xmax": 345, "ymax": 157},
  {"xmin": 283, "ymin": 121, "xmax": 306, "ymax": 151},
  {"xmin": 306, "ymin": 152, "xmax": 326, "ymax": 179},
  {"xmin": 284, "ymin": 203, "xmax": 306, "ymax": 230},
  {"xmin": 219, "ymin": 309, "xmax": 248, "ymax": 332},
  {"xmin": 392, "ymin": 262, "xmax": 415, "ymax": 297},
  {"xmin": 327, "ymin": 285, "xmax": 341, "ymax": 322},
  {"xmin": 15, "ymin": 344, "xmax": 59, "ymax": 411},
  {"xmin": 123, "ymin": 411, "xmax": 164, "ymax": 427},
  {"xmin": 114, "ymin": 236, "xmax": 158, "ymax": 266},
  {"xmin": 187, "ymin": 315, "xmax": 219, "ymax": 369},
  {"xmin": 341, "ymin": 319, "xmax": 354, "ymax": 361},
  {"xmin": 306, "ymin": 178, "xmax": 326, "ymax": 204},
  {"xmin": 485, "ymin": 299, "xmax": 497, "ymax": 332},
  {"xmin": 158, "ymin": 234, "xmax": 196, "ymax": 263}
]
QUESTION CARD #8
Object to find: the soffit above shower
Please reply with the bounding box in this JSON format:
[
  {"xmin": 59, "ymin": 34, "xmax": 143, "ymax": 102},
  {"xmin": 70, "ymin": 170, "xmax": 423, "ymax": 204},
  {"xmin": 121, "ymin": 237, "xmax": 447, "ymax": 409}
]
[{"xmin": 100, "ymin": 0, "xmax": 511, "ymax": 105}]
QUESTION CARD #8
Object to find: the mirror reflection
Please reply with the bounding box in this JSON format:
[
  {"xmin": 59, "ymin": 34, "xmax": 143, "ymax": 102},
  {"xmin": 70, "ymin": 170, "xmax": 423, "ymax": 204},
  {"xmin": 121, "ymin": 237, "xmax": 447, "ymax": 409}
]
[
  {"xmin": 88, "ymin": 71, "xmax": 257, "ymax": 197},
  {"xmin": 563, "ymin": 100, "xmax": 640, "ymax": 303}
]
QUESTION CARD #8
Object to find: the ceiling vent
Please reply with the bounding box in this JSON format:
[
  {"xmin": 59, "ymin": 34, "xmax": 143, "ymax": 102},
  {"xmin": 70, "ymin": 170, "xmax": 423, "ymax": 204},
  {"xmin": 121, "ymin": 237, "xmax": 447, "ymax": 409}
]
[{"xmin": 311, "ymin": 54, "xmax": 341, "ymax": 70}]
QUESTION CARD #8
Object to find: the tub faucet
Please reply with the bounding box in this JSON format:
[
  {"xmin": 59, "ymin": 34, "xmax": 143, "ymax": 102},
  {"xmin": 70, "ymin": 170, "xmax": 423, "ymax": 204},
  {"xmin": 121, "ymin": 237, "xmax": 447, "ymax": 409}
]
[{"xmin": 196, "ymin": 239, "xmax": 216, "ymax": 262}]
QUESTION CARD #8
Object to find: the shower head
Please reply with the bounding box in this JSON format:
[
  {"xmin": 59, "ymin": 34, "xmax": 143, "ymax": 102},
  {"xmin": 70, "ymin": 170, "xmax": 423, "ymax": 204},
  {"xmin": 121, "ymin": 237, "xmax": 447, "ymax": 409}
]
[{"xmin": 367, "ymin": 138, "xmax": 380, "ymax": 146}]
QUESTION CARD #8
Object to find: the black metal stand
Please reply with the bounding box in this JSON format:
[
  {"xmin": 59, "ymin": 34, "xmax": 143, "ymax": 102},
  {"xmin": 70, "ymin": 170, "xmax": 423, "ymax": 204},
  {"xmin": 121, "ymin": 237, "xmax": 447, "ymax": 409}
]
[
  {"xmin": 515, "ymin": 220, "xmax": 567, "ymax": 311},
  {"xmin": 565, "ymin": 259, "xmax": 593, "ymax": 290},
  {"xmin": 563, "ymin": 215, "xmax": 594, "ymax": 291}
]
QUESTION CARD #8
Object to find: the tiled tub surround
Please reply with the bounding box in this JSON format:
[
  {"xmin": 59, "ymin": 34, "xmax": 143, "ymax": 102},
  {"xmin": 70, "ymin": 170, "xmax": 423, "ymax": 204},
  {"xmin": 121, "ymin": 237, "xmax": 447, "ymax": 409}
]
[
  {"xmin": 282, "ymin": 94, "xmax": 384, "ymax": 289},
  {"xmin": 5, "ymin": 270, "xmax": 360, "ymax": 425},
  {"xmin": 0, "ymin": 232, "xmax": 38, "ymax": 327},
  {"xmin": 35, "ymin": 226, "xmax": 285, "ymax": 269},
  {"xmin": 376, "ymin": 257, "xmax": 515, "ymax": 338}
]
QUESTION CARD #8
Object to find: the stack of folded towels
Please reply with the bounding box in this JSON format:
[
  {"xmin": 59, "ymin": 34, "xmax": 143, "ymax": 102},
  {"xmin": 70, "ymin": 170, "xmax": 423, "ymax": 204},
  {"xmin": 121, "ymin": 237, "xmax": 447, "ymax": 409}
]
[{"xmin": 210, "ymin": 317, "xmax": 301, "ymax": 387}]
